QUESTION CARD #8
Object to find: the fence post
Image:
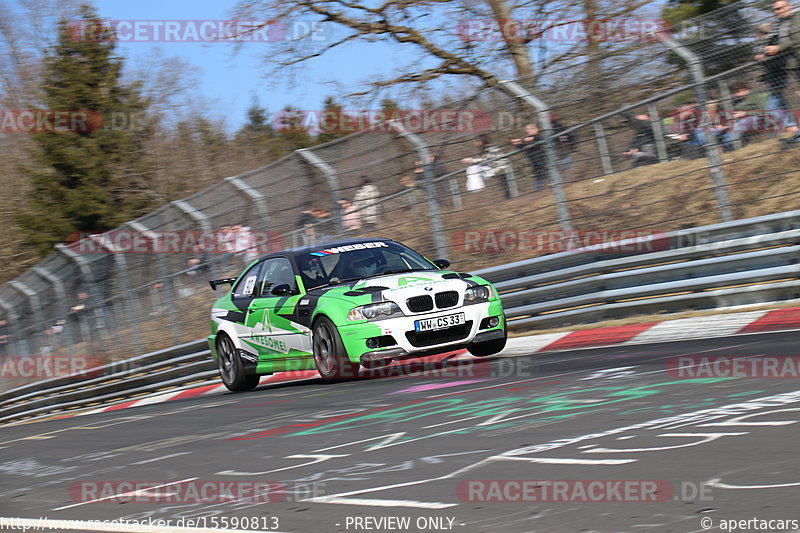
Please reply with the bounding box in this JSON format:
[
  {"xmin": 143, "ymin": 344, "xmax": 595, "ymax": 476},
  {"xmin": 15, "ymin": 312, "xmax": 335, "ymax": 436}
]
[
  {"xmin": 388, "ymin": 120, "xmax": 449, "ymax": 259},
  {"xmin": 88, "ymin": 236, "xmax": 144, "ymax": 357},
  {"xmin": 0, "ymin": 298, "xmax": 25, "ymax": 357},
  {"xmin": 499, "ymin": 80, "xmax": 574, "ymax": 232},
  {"xmin": 8, "ymin": 281, "xmax": 43, "ymax": 355},
  {"xmin": 55, "ymin": 243, "xmax": 109, "ymax": 354},
  {"xmin": 593, "ymin": 122, "xmax": 614, "ymax": 175},
  {"xmin": 657, "ymin": 33, "xmax": 733, "ymax": 222},
  {"xmin": 295, "ymin": 148, "xmax": 345, "ymax": 235},
  {"xmin": 126, "ymin": 220, "xmax": 182, "ymax": 346},
  {"xmin": 647, "ymin": 103, "xmax": 669, "ymax": 162},
  {"xmin": 717, "ymin": 79, "xmax": 743, "ymax": 150},
  {"xmin": 225, "ymin": 176, "xmax": 271, "ymax": 230},
  {"xmin": 173, "ymin": 200, "xmax": 219, "ymax": 274},
  {"xmin": 32, "ymin": 266, "xmax": 75, "ymax": 349}
]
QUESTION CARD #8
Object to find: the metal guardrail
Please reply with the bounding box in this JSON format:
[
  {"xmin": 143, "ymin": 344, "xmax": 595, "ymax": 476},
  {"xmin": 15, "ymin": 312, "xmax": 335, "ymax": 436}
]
[
  {"xmin": 481, "ymin": 211, "xmax": 800, "ymax": 329},
  {"xmin": 1, "ymin": 210, "xmax": 799, "ymax": 425}
]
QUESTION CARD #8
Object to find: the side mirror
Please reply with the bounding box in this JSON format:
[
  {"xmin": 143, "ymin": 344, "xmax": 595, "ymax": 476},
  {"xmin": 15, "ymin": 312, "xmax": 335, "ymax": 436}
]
[
  {"xmin": 271, "ymin": 284, "xmax": 296, "ymax": 296},
  {"xmin": 433, "ymin": 259, "xmax": 451, "ymax": 270},
  {"xmin": 209, "ymin": 277, "xmax": 237, "ymax": 291}
]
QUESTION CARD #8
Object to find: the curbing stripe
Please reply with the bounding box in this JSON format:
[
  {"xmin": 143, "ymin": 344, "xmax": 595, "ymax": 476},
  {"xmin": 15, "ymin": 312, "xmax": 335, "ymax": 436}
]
[
  {"xmin": 738, "ymin": 307, "xmax": 800, "ymax": 334},
  {"xmin": 539, "ymin": 322, "xmax": 660, "ymax": 351},
  {"xmin": 626, "ymin": 310, "xmax": 770, "ymax": 345}
]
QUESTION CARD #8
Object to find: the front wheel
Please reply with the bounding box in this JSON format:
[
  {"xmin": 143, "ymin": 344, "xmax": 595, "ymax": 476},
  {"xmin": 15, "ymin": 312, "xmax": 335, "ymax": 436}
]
[
  {"xmin": 467, "ymin": 332, "xmax": 507, "ymax": 357},
  {"xmin": 216, "ymin": 333, "xmax": 260, "ymax": 392},
  {"xmin": 313, "ymin": 317, "xmax": 360, "ymax": 381}
]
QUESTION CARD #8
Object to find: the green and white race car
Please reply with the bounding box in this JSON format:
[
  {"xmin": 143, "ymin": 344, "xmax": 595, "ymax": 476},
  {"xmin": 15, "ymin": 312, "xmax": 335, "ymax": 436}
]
[{"xmin": 208, "ymin": 238, "xmax": 506, "ymax": 390}]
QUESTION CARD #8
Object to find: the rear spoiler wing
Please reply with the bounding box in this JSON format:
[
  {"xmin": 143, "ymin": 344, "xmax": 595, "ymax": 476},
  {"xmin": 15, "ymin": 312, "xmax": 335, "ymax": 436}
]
[{"xmin": 209, "ymin": 277, "xmax": 238, "ymax": 291}]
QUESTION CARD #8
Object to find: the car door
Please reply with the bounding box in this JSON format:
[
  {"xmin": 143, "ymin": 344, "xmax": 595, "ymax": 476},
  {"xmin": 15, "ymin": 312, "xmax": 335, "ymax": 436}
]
[{"xmin": 245, "ymin": 257, "xmax": 310, "ymax": 364}]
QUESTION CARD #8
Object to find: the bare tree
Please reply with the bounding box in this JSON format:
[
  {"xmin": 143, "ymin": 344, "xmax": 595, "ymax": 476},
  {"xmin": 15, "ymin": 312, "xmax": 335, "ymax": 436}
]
[{"xmin": 233, "ymin": 0, "xmax": 661, "ymax": 99}]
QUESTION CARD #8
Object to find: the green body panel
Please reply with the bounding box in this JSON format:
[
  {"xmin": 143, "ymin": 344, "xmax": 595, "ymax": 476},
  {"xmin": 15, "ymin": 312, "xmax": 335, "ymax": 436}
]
[{"xmin": 209, "ymin": 265, "xmax": 506, "ymax": 373}]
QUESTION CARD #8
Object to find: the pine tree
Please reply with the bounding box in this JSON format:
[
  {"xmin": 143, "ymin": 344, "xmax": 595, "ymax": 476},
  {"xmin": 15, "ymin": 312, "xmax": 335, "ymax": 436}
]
[
  {"xmin": 16, "ymin": 4, "xmax": 152, "ymax": 255},
  {"xmin": 317, "ymin": 96, "xmax": 353, "ymax": 144},
  {"xmin": 274, "ymin": 105, "xmax": 313, "ymax": 151}
]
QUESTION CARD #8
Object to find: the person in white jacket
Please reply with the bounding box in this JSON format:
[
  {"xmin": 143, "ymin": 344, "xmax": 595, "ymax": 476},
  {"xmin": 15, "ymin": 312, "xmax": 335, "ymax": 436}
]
[
  {"xmin": 462, "ymin": 134, "xmax": 510, "ymax": 192},
  {"xmin": 353, "ymin": 177, "xmax": 381, "ymax": 229}
]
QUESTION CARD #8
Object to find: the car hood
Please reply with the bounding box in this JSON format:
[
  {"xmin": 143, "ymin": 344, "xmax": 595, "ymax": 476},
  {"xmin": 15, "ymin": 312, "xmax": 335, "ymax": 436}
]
[{"xmin": 309, "ymin": 271, "xmax": 480, "ymax": 302}]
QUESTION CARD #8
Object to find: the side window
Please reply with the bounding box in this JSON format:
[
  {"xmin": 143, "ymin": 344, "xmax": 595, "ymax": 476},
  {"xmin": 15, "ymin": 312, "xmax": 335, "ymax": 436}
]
[
  {"xmin": 232, "ymin": 262, "xmax": 262, "ymax": 300},
  {"xmin": 256, "ymin": 258, "xmax": 297, "ymax": 296}
]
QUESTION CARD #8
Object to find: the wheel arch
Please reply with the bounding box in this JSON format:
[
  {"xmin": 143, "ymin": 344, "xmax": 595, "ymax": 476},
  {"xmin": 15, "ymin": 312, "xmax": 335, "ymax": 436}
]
[{"xmin": 212, "ymin": 321, "xmax": 245, "ymax": 358}]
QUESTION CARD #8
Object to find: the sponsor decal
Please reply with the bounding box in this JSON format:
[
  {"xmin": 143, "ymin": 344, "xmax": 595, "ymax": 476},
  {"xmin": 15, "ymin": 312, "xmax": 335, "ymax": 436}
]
[{"xmin": 310, "ymin": 241, "xmax": 389, "ymax": 256}]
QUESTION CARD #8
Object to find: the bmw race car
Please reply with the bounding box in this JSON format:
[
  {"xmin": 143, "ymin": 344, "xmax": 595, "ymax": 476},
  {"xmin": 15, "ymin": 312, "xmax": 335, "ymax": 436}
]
[{"xmin": 208, "ymin": 238, "xmax": 506, "ymax": 390}]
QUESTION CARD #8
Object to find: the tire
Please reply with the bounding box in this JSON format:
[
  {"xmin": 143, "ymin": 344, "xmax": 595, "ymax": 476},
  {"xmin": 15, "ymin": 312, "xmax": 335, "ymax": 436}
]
[
  {"xmin": 467, "ymin": 331, "xmax": 507, "ymax": 357},
  {"xmin": 216, "ymin": 333, "xmax": 260, "ymax": 392},
  {"xmin": 313, "ymin": 316, "xmax": 360, "ymax": 381}
]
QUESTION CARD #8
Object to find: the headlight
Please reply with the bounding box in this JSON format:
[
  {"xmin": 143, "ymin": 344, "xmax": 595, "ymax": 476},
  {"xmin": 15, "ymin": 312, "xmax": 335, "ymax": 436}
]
[
  {"xmin": 347, "ymin": 301, "xmax": 403, "ymax": 321},
  {"xmin": 464, "ymin": 285, "xmax": 491, "ymax": 302}
]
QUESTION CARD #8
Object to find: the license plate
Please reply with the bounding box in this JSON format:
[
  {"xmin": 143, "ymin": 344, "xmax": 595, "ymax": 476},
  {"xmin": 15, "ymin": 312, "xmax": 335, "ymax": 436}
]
[{"xmin": 414, "ymin": 313, "xmax": 465, "ymax": 332}]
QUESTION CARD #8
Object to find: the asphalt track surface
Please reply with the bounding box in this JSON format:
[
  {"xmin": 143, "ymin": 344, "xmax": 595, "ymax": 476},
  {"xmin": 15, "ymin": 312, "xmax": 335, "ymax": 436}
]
[{"xmin": 1, "ymin": 331, "xmax": 800, "ymax": 533}]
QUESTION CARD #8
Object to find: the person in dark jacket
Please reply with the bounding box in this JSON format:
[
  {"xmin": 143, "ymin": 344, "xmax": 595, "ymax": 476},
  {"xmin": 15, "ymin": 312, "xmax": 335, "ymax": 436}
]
[
  {"xmin": 767, "ymin": 0, "xmax": 800, "ymax": 146},
  {"xmin": 622, "ymin": 113, "xmax": 658, "ymax": 168},
  {"xmin": 511, "ymin": 123, "xmax": 548, "ymax": 191}
]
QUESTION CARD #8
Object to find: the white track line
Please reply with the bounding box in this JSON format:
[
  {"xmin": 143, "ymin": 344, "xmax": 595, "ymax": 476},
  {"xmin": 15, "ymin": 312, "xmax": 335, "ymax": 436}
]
[
  {"xmin": 52, "ymin": 478, "xmax": 197, "ymax": 511},
  {"xmin": 304, "ymin": 496, "xmax": 456, "ymax": 509},
  {"xmin": 495, "ymin": 457, "xmax": 637, "ymax": 465}
]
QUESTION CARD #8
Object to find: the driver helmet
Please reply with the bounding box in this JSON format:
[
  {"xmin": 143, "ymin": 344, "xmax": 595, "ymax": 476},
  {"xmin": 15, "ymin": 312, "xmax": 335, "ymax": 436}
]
[{"xmin": 349, "ymin": 250, "xmax": 379, "ymax": 278}]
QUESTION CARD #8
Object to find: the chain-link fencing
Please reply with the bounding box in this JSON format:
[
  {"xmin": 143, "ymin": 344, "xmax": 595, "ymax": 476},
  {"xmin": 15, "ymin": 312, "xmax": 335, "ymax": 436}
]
[{"xmin": 4, "ymin": 0, "xmax": 800, "ymax": 388}]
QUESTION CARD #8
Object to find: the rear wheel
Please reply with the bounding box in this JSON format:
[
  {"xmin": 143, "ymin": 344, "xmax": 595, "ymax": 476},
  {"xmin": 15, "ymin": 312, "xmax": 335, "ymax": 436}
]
[
  {"xmin": 313, "ymin": 317, "xmax": 360, "ymax": 381},
  {"xmin": 216, "ymin": 333, "xmax": 260, "ymax": 392},
  {"xmin": 467, "ymin": 332, "xmax": 507, "ymax": 357}
]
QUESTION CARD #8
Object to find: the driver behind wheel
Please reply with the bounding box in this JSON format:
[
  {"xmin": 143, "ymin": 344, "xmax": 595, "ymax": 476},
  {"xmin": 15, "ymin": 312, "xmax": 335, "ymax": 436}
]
[{"xmin": 347, "ymin": 250, "xmax": 380, "ymax": 279}]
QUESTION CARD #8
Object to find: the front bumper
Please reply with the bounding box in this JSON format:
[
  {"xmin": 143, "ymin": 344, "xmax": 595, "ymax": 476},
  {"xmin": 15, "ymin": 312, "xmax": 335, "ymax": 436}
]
[{"xmin": 339, "ymin": 299, "xmax": 505, "ymax": 365}]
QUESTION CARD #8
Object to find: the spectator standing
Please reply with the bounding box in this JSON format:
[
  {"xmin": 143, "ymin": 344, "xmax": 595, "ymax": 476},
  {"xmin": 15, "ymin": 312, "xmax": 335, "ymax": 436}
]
[
  {"xmin": 461, "ymin": 134, "xmax": 511, "ymax": 196},
  {"xmin": 398, "ymin": 174, "xmax": 421, "ymax": 214},
  {"xmin": 67, "ymin": 292, "xmax": 92, "ymax": 344},
  {"xmin": 414, "ymin": 154, "xmax": 450, "ymax": 204},
  {"xmin": 312, "ymin": 207, "xmax": 335, "ymax": 242},
  {"xmin": 337, "ymin": 198, "xmax": 362, "ymax": 234},
  {"xmin": 511, "ymin": 123, "xmax": 548, "ymax": 191},
  {"xmin": 769, "ymin": 0, "xmax": 800, "ymax": 146},
  {"xmin": 297, "ymin": 203, "xmax": 316, "ymax": 246},
  {"xmin": 754, "ymin": 22, "xmax": 788, "ymax": 110},
  {"xmin": 232, "ymin": 224, "xmax": 257, "ymax": 265},
  {"xmin": 354, "ymin": 177, "xmax": 381, "ymax": 229},
  {"xmin": 217, "ymin": 225, "xmax": 235, "ymax": 273},
  {"xmin": 551, "ymin": 115, "xmax": 577, "ymax": 181}
]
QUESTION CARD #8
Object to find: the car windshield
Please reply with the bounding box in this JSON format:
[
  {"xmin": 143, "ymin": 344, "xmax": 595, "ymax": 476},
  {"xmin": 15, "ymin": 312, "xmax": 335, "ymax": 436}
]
[{"xmin": 295, "ymin": 241, "xmax": 438, "ymax": 290}]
